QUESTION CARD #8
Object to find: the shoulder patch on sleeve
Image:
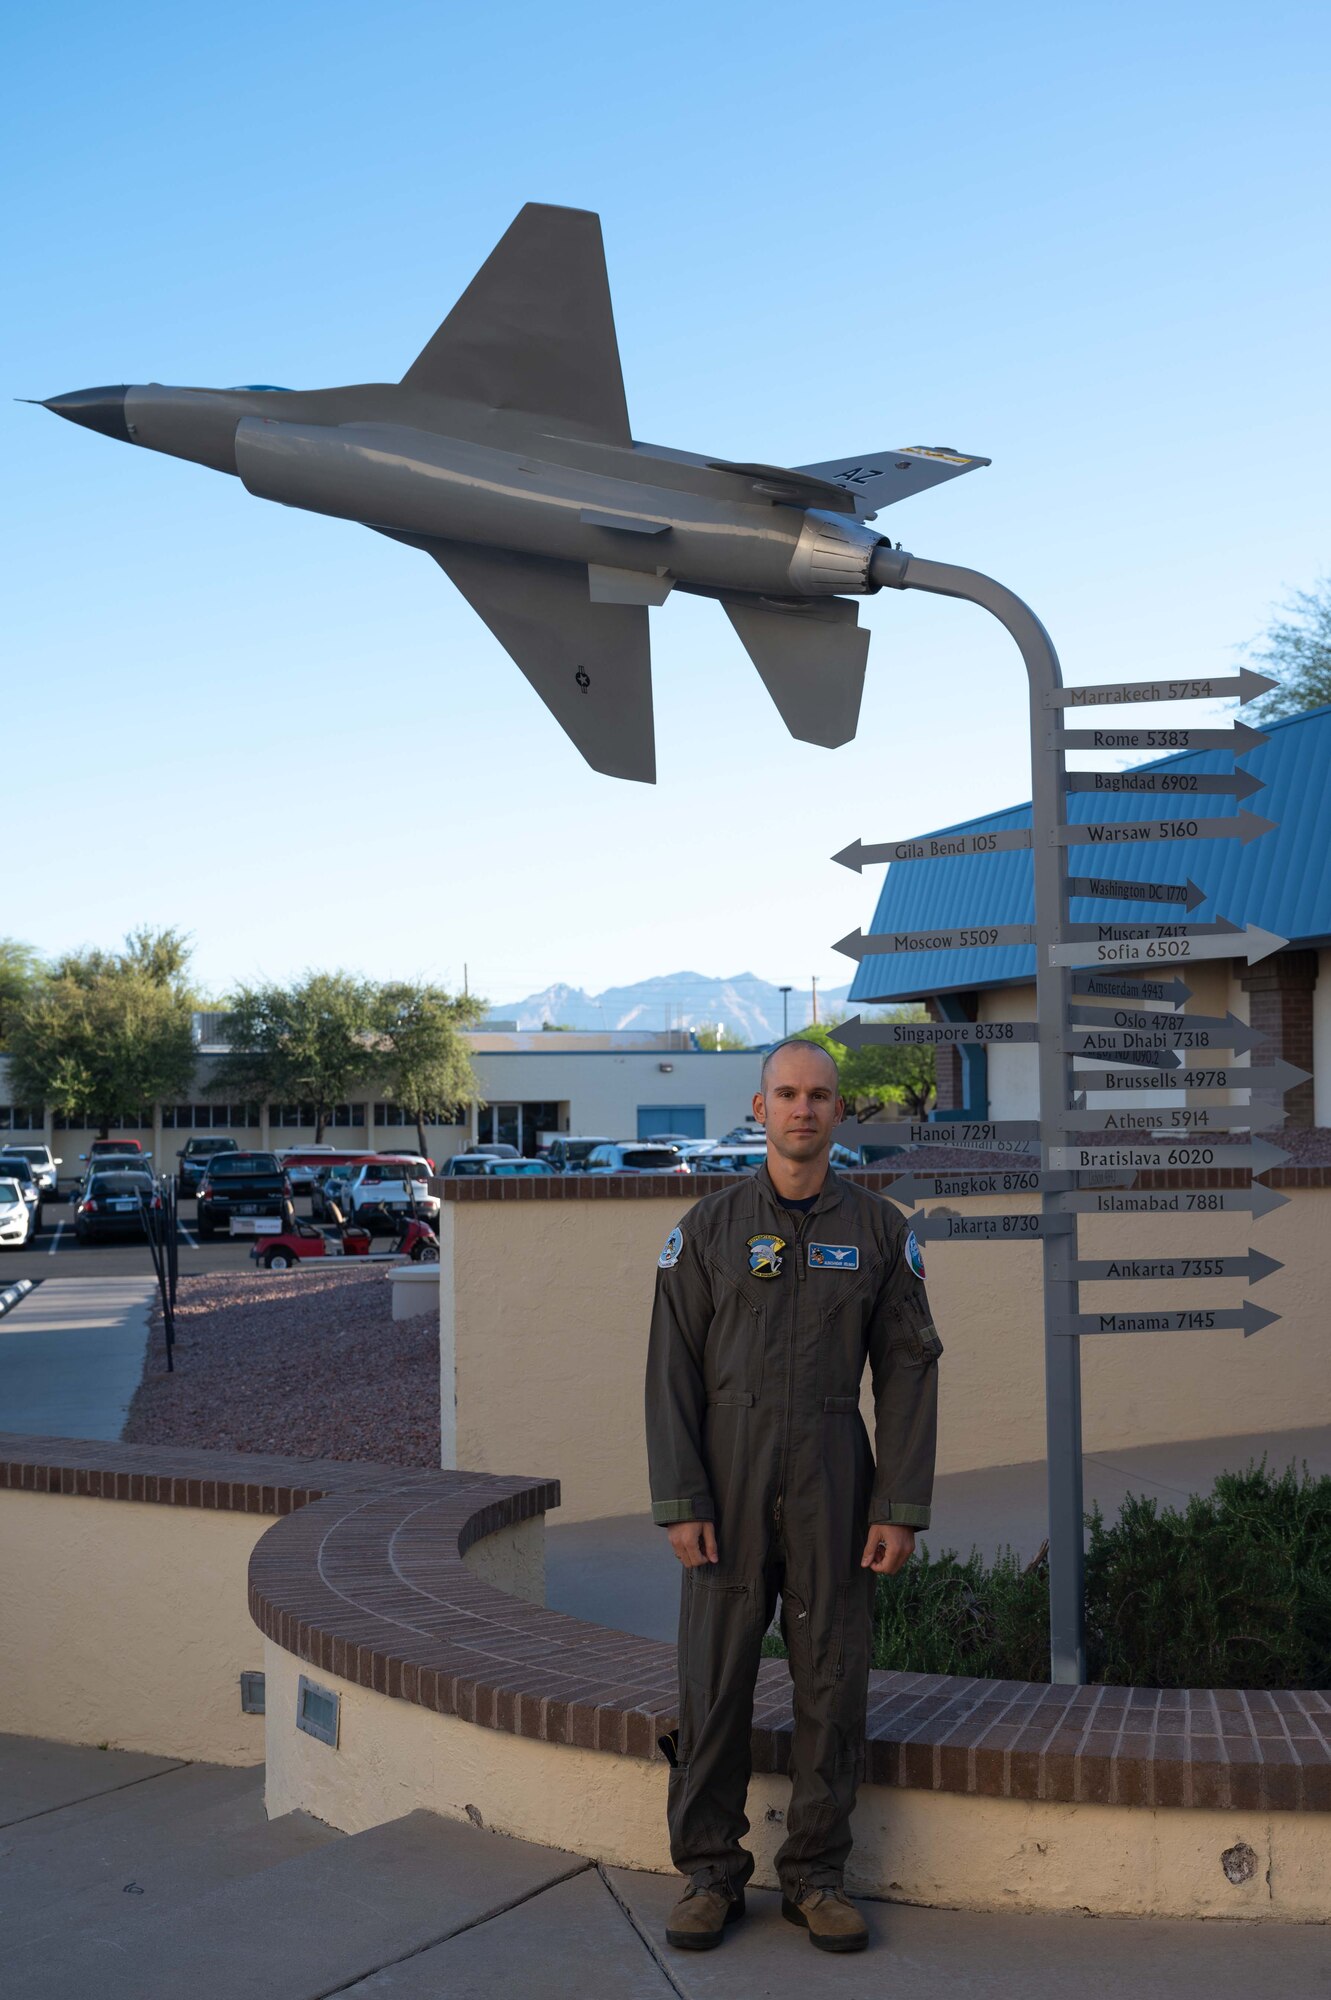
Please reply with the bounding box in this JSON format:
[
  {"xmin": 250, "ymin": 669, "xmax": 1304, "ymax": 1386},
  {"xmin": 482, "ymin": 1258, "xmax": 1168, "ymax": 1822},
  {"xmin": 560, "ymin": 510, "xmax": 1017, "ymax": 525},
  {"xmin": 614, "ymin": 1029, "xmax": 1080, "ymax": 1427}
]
[
  {"xmin": 658, "ymin": 1225, "xmax": 684, "ymax": 1270},
  {"xmin": 905, "ymin": 1229, "xmax": 926, "ymax": 1282}
]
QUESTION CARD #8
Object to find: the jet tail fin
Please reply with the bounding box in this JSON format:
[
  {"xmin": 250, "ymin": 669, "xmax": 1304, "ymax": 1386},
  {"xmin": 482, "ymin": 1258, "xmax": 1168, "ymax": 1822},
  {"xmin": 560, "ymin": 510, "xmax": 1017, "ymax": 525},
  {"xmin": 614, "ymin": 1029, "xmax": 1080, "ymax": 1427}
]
[
  {"xmin": 722, "ymin": 596, "xmax": 869, "ymax": 748},
  {"xmin": 794, "ymin": 446, "xmax": 990, "ymax": 517},
  {"xmin": 402, "ymin": 204, "xmax": 632, "ymax": 447}
]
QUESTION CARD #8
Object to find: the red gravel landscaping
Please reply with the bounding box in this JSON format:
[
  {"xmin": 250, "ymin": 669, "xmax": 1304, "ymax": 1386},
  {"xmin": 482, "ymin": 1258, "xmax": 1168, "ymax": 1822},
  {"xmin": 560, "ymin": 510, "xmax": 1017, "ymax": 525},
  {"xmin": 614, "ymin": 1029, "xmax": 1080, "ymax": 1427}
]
[{"xmin": 121, "ymin": 1266, "xmax": 440, "ymax": 1466}]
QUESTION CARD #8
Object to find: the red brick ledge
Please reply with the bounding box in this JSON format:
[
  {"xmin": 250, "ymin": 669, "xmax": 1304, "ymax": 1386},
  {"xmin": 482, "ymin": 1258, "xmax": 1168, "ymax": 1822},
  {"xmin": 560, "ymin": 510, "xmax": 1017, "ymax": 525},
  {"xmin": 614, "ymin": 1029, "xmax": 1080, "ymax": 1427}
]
[{"xmin": 5, "ymin": 1434, "xmax": 1327, "ymax": 1811}]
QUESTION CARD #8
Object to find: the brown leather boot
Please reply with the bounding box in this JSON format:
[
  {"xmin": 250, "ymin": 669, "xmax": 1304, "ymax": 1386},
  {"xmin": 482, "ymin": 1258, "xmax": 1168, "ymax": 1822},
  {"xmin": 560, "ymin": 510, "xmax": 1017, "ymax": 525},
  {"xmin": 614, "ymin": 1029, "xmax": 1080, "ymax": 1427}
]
[
  {"xmin": 781, "ymin": 1883, "xmax": 869, "ymax": 1952},
  {"xmin": 665, "ymin": 1881, "xmax": 746, "ymax": 1950}
]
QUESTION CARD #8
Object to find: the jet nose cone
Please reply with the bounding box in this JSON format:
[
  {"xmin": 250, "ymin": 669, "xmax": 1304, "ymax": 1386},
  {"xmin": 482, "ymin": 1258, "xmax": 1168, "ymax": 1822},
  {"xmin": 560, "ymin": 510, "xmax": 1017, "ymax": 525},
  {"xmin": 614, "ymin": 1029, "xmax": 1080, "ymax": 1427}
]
[{"xmin": 42, "ymin": 386, "xmax": 134, "ymax": 443}]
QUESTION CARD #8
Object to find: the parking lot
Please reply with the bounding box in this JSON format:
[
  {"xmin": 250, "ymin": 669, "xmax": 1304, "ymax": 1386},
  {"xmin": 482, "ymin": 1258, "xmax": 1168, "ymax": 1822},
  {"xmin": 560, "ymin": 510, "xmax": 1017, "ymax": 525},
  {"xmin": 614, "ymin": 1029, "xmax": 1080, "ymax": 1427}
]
[{"xmin": 1, "ymin": 1191, "xmax": 312, "ymax": 1280}]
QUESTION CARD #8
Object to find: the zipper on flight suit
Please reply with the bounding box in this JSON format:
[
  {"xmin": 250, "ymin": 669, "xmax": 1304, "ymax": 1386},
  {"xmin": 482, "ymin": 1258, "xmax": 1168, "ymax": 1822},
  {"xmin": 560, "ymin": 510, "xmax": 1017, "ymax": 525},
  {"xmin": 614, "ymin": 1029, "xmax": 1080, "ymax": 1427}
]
[{"xmin": 774, "ymin": 1207, "xmax": 812, "ymax": 1538}]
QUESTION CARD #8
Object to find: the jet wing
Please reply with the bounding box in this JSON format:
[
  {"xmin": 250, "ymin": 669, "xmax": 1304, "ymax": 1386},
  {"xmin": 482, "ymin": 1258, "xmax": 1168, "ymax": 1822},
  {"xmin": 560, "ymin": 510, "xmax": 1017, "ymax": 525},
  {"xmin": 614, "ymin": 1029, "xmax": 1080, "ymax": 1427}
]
[
  {"xmin": 424, "ymin": 540, "xmax": 656, "ymax": 783},
  {"xmin": 401, "ymin": 205, "xmax": 632, "ymax": 448},
  {"xmin": 793, "ymin": 446, "xmax": 990, "ymax": 517},
  {"xmin": 721, "ymin": 595, "xmax": 868, "ymax": 749}
]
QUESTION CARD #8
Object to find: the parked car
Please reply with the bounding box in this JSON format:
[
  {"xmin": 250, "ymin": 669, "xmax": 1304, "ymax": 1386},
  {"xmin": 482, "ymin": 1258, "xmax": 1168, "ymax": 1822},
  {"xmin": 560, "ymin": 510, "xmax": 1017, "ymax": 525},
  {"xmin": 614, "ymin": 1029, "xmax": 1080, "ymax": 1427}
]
[
  {"xmin": 176, "ymin": 1135, "xmax": 240, "ymax": 1195},
  {"xmin": 73, "ymin": 1169, "xmax": 161, "ymax": 1243},
  {"xmin": 377, "ymin": 1147, "xmax": 436, "ymax": 1172},
  {"xmin": 0, "ymin": 1143, "xmax": 62, "ymax": 1198},
  {"xmin": 196, "ymin": 1153, "xmax": 288, "ymax": 1239},
  {"xmin": 582, "ymin": 1143, "xmax": 690, "ymax": 1175},
  {"xmin": 340, "ymin": 1158, "xmax": 439, "ymax": 1232},
  {"xmin": 439, "ymin": 1154, "xmax": 499, "ymax": 1178},
  {"xmin": 80, "ymin": 1138, "xmax": 146, "ymax": 1165},
  {"xmin": 468, "ymin": 1143, "xmax": 521, "ymax": 1159},
  {"xmin": 0, "ymin": 1154, "xmax": 43, "ymax": 1225},
  {"xmin": 0, "ymin": 1176, "xmax": 34, "ymax": 1247},
  {"xmin": 481, "ymin": 1158, "xmax": 554, "ymax": 1176},
  {"xmin": 272, "ymin": 1146, "xmax": 344, "ymax": 1193},
  {"xmin": 544, "ymin": 1137, "xmax": 614, "ymax": 1173},
  {"xmin": 696, "ymin": 1143, "xmax": 766, "ymax": 1174}
]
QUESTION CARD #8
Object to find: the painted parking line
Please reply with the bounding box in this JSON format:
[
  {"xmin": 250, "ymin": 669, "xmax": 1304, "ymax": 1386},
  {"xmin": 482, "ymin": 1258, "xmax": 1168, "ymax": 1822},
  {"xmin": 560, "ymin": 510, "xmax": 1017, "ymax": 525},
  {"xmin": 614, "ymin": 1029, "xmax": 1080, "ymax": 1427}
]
[
  {"xmin": 48, "ymin": 1221, "xmax": 65, "ymax": 1256},
  {"xmin": 177, "ymin": 1224, "xmax": 198, "ymax": 1247}
]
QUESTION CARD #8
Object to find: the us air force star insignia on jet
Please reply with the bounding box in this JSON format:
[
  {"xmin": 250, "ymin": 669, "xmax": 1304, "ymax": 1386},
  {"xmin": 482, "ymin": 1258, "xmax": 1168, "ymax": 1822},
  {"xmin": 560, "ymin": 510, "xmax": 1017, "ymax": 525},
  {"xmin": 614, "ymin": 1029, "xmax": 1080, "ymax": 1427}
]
[
  {"xmin": 658, "ymin": 1226, "xmax": 683, "ymax": 1270},
  {"xmin": 747, "ymin": 1235, "xmax": 785, "ymax": 1278}
]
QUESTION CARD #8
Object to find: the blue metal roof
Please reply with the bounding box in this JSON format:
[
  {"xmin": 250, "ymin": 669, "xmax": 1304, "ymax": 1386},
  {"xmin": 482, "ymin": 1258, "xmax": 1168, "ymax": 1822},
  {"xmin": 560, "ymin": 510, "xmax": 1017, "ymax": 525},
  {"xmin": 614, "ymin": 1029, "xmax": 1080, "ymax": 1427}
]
[{"xmin": 849, "ymin": 703, "xmax": 1331, "ymax": 1004}]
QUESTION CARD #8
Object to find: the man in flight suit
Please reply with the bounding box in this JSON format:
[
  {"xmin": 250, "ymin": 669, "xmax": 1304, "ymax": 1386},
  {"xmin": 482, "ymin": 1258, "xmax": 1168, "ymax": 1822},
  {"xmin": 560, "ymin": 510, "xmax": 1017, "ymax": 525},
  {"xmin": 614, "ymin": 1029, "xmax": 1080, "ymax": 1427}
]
[{"xmin": 645, "ymin": 1039, "xmax": 942, "ymax": 1953}]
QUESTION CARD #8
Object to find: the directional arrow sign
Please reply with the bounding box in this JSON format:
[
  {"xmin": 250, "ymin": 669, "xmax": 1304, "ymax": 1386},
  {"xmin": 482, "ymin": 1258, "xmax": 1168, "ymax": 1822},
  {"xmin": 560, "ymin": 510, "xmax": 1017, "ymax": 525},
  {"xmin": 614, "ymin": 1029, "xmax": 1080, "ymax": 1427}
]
[
  {"xmin": 1063, "ymin": 769, "xmax": 1265, "ymax": 800},
  {"xmin": 1052, "ymin": 722, "xmax": 1267, "ymax": 754},
  {"xmin": 1044, "ymin": 669, "xmax": 1276, "ymax": 709},
  {"xmin": 1070, "ymin": 972, "xmax": 1192, "ymax": 1006},
  {"xmin": 1060, "ymin": 1104, "xmax": 1280, "ymax": 1134},
  {"xmin": 1065, "ymin": 919, "xmax": 1239, "ymax": 944},
  {"xmin": 911, "ymin": 1211, "xmax": 1075, "ymax": 1242},
  {"xmin": 1053, "ymin": 812, "xmax": 1276, "ymax": 850},
  {"xmin": 1067, "ymin": 875, "xmax": 1205, "ymax": 911},
  {"xmin": 1065, "ymin": 1027, "xmax": 1188, "ymax": 1057},
  {"xmin": 1083, "ymin": 1048, "xmax": 1186, "ymax": 1072},
  {"xmin": 834, "ymin": 1014, "xmax": 1040, "ymax": 1050},
  {"xmin": 884, "ymin": 1169, "xmax": 1132, "ymax": 1204},
  {"xmin": 1062, "ymin": 1184, "xmax": 1290, "ymax": 1218},
  {"xmin": 831, "ymin": 827, "xmax": 1033, "ymax": 872},
  {"xmin": 1053, "ymin": 1304, "xmax": 1281, "ymax": 1338},
  {"xmin": 1050, "ymin": 923, "xmax": 1286, "ymax": 969},
  {"xmin": 1073, "ymin": 1061, "xmax": 1308, "ymax": 1094},
  {"xmin": 1067, "ymin": 1009, "xmax": 1260, "ymax": 1052},
  {"xmin": 837, "ymin": 1120, "xmax": 1041, "ymax": 1152},
  {"xmin": 835, "ymin": 924, "xmax": 1035, "ymax": 962},
  {"xmin": 1047, "ymin": 1138, "xmax": 1290, "ymax": 1173},
  {"xmin": 1070, "ymin": 1250, "xmax": 1282, "ymax": 1286}
]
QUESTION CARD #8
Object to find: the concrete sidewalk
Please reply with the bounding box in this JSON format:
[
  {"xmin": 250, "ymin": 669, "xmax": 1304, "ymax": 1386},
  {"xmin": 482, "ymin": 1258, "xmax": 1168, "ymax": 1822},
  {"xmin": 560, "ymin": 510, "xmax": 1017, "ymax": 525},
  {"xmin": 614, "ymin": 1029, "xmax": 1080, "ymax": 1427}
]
[
  {"xmin": 546, "ymin": 1424, "xmax": 1331, "ymax": 1642},
  {"xmin": 0, "ymin": 1277, "xmax": 156, "ymax": 1440},
  {"xmin": 3, "ymin": 1736, "xmax": 1326, "ymax": 1999}
]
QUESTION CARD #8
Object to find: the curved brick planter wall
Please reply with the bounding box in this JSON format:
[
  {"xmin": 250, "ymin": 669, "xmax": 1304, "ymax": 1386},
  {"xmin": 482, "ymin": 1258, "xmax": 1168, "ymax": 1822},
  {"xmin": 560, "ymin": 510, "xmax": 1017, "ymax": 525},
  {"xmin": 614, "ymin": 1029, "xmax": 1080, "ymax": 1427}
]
[{"xmin": 4, "ymin": 1436, "xmax": 1327, "ymax": 1815}]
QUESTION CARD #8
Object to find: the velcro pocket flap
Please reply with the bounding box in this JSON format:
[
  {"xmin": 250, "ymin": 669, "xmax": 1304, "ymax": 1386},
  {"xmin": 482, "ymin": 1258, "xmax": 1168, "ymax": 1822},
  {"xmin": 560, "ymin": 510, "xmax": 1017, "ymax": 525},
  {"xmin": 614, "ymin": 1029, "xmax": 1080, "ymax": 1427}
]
[
  {"xmin": 822, "ymin": 1394, "xmax": 858, "ymax": 1414},
  {"xmin": 707, "ymin": 1391, "xmax": 754, "ymax": 1408}
]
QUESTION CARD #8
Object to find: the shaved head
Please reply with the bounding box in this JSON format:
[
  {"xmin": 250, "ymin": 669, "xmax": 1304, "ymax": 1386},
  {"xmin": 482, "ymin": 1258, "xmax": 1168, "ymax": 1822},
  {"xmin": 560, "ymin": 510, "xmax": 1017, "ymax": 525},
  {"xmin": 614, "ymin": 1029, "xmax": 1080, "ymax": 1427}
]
[{"xmin": 760, "ymin": 1037, "xmax": 839, "ymax": 1094}]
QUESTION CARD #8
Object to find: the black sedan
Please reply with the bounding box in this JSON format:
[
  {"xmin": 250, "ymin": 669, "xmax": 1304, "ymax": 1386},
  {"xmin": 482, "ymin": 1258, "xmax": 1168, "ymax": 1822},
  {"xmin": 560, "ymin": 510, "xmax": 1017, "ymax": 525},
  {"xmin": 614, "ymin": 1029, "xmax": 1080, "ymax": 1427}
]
[{"xmin": 73, "ymin": 1170, "xmax": 160, "ymax": 1243}]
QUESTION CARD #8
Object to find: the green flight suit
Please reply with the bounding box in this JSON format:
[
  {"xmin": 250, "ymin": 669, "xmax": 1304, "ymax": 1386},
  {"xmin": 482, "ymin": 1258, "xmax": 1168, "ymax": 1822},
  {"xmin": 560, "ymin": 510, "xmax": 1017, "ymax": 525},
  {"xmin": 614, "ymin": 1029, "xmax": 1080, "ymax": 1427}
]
[{"xmin": 644, "ymin": 1164, "xmax": 941, "ymax": 1899}]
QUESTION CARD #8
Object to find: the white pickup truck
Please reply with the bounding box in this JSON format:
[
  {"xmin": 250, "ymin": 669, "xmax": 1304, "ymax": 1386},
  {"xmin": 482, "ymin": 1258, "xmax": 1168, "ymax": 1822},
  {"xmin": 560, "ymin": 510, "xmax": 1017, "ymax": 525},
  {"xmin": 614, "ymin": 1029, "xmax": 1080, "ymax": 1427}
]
[{"xmin": 339, "ymin": 1159, "xmax": 439, "ymax": 1231}]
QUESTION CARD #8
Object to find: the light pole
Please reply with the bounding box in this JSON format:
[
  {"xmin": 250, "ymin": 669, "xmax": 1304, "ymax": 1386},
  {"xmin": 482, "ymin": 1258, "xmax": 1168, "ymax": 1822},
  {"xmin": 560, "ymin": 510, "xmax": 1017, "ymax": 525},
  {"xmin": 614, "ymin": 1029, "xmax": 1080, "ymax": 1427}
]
[{"xmin": 779, "ymin": 986, "xmax": 792, "ymax": 1039}]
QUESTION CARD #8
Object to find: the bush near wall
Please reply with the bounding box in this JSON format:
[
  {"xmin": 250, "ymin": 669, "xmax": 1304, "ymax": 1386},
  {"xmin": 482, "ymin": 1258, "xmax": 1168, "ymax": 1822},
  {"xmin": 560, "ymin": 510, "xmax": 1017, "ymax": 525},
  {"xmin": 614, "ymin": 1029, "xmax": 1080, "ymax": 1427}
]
[{"xmin": 762, "ymin": 1461, "xmax": 1331, "ymax": 1688}]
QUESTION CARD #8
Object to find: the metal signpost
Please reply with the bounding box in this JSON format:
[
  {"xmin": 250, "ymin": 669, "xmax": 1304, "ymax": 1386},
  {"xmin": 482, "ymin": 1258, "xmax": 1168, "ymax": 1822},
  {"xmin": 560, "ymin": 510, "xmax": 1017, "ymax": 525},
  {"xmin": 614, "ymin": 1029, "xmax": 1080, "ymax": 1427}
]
[{"xmin": 833, "ymin": 559, "xmax": 1291, "ymax": 1682}]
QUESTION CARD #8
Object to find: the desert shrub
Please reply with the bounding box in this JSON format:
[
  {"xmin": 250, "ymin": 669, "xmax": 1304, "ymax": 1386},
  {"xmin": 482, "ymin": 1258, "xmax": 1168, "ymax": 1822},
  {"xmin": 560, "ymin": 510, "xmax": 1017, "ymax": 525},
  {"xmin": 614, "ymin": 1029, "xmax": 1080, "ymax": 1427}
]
[{"xmin": 760, "ymin": 1459, "xmax": 1331, "ymax": 1687}]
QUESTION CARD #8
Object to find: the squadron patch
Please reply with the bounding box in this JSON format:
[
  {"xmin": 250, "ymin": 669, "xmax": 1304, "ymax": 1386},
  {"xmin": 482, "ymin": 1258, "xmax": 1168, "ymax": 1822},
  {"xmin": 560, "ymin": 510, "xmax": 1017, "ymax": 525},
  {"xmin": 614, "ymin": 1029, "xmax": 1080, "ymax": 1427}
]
[
  {"xmin": 905, "ymin": 1229, "xmax": 927, "ymax": 1282},
  {"xmin": 658, "ymin": 1225, "xmax": 684, "ymax": 1270},
  {"xmin": 808, "ymin": 1242, "xmax": 859, "ymax": 1271},
  {"xmin": 747, "ymin": 1234, "xmax": 786, "ymax": 1279}
]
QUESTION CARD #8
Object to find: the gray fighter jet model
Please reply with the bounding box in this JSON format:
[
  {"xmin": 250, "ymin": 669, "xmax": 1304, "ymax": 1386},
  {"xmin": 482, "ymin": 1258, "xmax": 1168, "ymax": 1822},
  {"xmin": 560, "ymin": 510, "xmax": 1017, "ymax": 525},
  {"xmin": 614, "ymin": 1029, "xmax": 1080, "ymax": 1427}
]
[{"xmin": 38, "ymin": 204, "xmax": 987, "ymax": 783}]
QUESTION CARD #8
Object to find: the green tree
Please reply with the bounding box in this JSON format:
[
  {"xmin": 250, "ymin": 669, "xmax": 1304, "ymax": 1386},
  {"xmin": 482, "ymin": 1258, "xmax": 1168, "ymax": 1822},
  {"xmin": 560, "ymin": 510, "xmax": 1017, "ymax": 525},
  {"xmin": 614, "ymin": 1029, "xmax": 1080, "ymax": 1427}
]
[
  {"xmin": 0, "ymin": 939, "xmax": 42, "ymax": 1050},
  {"xmin": 209, "ymin": 972, "xmax": 380, "ymax": 1141},
  {"xmin": 798, "ymin": 1006, "xmax": 935, "ymax": 1120},
  {"xmin": 375, "ymin": 982, "xmax": 487, "ymax": 1158},
  {"xmin": 692, "ymin": 1020, "xmax": 750, "ymax": 1051},
  {"xmin": 1244, "ymin": 575, "xmax": 1331, "ymax": 720},
  {"xmin": 7, "ymin": 927, "xmax": 198, "ymax": 1135}
]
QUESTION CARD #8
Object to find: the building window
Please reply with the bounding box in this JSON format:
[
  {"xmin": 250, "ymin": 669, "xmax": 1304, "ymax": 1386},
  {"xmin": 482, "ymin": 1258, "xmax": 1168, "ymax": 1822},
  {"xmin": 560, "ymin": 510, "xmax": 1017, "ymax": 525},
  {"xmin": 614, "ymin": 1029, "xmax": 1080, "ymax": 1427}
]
[
  {"xmin": 52, "ymin": 1111, "xmax": 153, "ymax": 1131},
  {"xmin": 270, "ymin": 1103, "xmax": 365, "ymax": 1129},
  {"xmin": 373, "ymin": 1103, "xmax": 467, "ymax": 1127},
  {"xmin": 0, "ymin": 1106, "xmax": 44, "ymax": 1131},
  {"xmin": 162, "ymin": 1104, "xmax": 261, "ymax": 1129},
  {"xmin": 638, "ymin": 1105, "xmax": 706, "ymax": 1141}
]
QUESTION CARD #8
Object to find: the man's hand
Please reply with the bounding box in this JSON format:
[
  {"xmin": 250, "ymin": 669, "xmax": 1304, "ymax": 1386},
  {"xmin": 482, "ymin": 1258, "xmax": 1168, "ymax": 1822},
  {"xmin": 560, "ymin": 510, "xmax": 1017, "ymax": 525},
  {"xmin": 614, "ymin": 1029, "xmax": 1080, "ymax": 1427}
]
[
  {"xmin": 667, "ymin": 1520, "xmax": 718, "ymax": 1568},
  {"xmin": 860, "ymin": 1523, "xmax": 915, "ymax": 1575}
]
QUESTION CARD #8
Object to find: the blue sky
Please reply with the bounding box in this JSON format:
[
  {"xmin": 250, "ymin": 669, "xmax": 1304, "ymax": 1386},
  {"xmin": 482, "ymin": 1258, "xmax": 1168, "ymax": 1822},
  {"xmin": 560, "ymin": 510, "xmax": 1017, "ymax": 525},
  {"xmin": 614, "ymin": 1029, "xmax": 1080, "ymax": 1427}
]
[{"xmin": 6, "ymin": 1, "xmax": 1328, "ymax": 1012}]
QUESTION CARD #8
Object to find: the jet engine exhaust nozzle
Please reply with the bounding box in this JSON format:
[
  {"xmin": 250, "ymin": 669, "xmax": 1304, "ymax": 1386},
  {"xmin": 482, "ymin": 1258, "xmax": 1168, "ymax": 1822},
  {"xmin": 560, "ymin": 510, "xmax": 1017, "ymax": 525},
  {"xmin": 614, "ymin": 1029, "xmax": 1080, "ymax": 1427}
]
[{"xmin": 42, "ymin": 387, "xmax": 134, "ymax": 444}]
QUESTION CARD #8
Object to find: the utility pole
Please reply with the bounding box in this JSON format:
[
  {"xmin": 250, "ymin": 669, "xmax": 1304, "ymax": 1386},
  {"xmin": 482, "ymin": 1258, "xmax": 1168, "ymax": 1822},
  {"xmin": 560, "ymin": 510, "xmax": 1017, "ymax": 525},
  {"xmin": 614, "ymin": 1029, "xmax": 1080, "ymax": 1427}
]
[
  {"xmin": 811, "ymin": 976, "xmax": 819, "ymax": 1026},
  {"xmin": 779, "ymin": 985, "xmax": 792, "ymax": 1038}
]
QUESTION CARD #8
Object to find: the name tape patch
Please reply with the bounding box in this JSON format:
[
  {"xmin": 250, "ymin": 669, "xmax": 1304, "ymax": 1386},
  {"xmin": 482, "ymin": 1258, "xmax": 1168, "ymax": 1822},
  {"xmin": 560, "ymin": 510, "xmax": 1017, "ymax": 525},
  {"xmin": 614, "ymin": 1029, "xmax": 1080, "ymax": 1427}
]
[{"xmin": 807, "ymin": 1242, "xmax": 859, "ymax": 1271}]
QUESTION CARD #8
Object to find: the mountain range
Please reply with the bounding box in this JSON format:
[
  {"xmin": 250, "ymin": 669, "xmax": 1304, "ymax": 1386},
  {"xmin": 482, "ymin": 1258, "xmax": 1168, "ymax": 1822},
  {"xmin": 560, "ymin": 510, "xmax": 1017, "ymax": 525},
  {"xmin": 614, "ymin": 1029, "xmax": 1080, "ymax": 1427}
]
[{"xmin": 488, "ymin": 971, "xmax": 855, "ymax": 1043}]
